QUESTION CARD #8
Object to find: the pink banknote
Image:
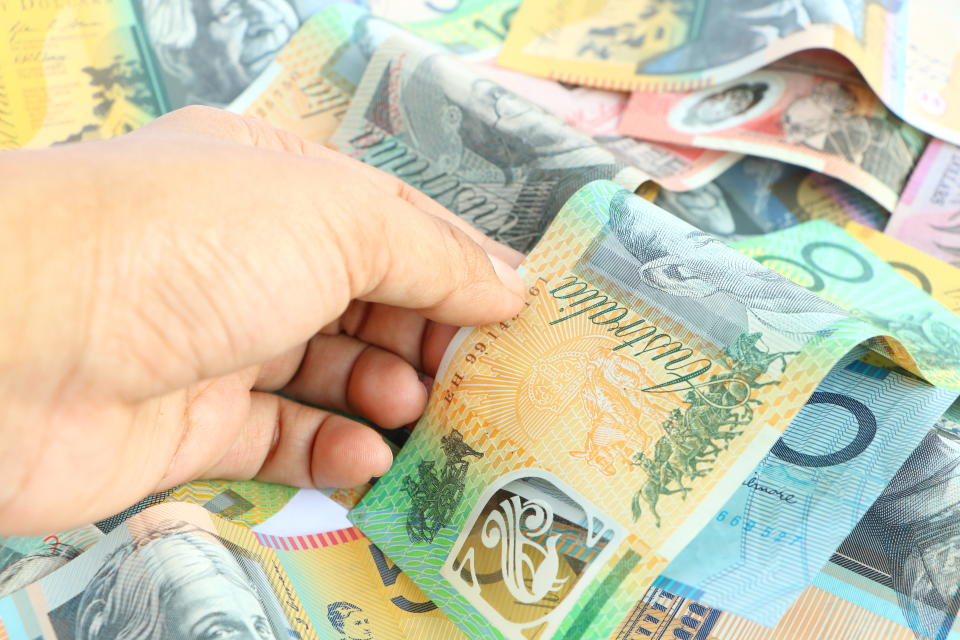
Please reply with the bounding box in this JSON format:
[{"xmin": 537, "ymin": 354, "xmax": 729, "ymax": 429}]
[{"xmin": 886, "ymin": 139, "xmax": 960, "ymax": 266}]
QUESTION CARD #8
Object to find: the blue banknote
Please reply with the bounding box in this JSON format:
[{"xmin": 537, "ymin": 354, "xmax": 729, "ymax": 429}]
[{"xmin": 657, "ymin": 345, "xmax": 959, "ymax": 625}]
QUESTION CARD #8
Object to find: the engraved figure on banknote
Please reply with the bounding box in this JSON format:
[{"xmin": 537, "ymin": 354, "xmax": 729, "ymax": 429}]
[
  {"xmin": 66, "ymin": 521, "xmax": 289, "ymax": 639},
  {"xmin": 327, "ymin": 601, "xmax": 374, "ymax": 640},
  {"xmin": 568, "ymin": 347, "xmax": 682, "ymax": 476},
  {"xmin": 838, "ymin": 427, "xmax": 960, "ymax": 639},
  {"xmin": 390, "ymin": 52, "xmax": 635, "ymax": 252},
  {"xmin": 679, "ymin": 82, "xmax": 769, "ymax": 129},
  {"xmin": 782, "ymin": 80, "xmax": 919, "ymax": 189},
  {"xmin": 138, "ymin": 0, "xmax": 305, "ymax": 106},
  {"xmin": 0, "ymin": 542, "xmax": 82, "ymax": 598},
  {"xmin": 597, "ymin": 190, "xmax": 845, "ymax": 347},
  {"xmin": 403, "ymin": 430, "xmax": 483, "ymax": 543}
]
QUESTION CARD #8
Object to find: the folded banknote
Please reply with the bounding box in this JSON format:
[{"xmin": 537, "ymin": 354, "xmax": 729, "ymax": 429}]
[
  {"xmin": 349, "ymin": 180, "xmax": 960, "ymax": 640},
  {"xmin": 618, "ymin": 52, "xmax": 928, "ymax": 211},
  {"xmin": 654, "ymin": 155, "xmax": 888, "ymax": 241},
  {"xmin": 330, "ymin": 34, "xmax": 650, "ymax": 253},
  {"xmin": 498, "ymin": 0, "xmax": 960, "ymax": 145}
]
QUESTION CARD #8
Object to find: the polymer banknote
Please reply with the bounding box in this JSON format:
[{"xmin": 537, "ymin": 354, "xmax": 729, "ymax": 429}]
[
  {"xmin": 602, "ymin": 222, "xmax": 960, "ymax": 640},
  {"xmin": 618, "ymin": 53, "xmax": 928, "ymax": 211},
  {"xmin": 0, "ymin": 0, "xmax": 164, "ymax": 148},
  {"xmin": 0, "ymin": 478, "xmax": 364, "ymax": 600},
  {"xmin": 498, "ymin": 0, "xmax": 960, "ymax": 145},
  {"xmin": 0, "ymin": 501, "xmax": 460, "ymax": 640},
  {"xmin": 654, "ymin": 156, "xmax": 888, "ymax": 241},
  {"xmin": 228, "ymin": 4, "xmax": 393, "ymax": 143},
  {"xmin": 473, "ymin": 59, "xmax": 740, "ymax": 191},
  {"xmin": 330, "ymin": 35, "xmax": 649, "ymax": 253},
  {"xmin": 887, "ymin": 140, "xmax": 960, "ymax": 268},
  {"xmin": 0, "ymin": 502, "xmax": 318, "ymax": 639},
  {"xmin": 1, "ymin": 0, "xmax": 368, "ymax": 148},
  {"xmin": 658, "ymin": 344, "xmax": 957, "ymax": 625},
  {"xmin": 231, "ymin": 5, "xmax": 730, "ymax": 193},
  {"xmin": 349, "ymin": 180, "xmax": 960, "ymax": 640}
]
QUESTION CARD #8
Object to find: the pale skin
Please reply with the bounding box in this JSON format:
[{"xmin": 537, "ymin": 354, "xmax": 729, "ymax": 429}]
[{"xmin": 0, "ymin": 106, "xmax": 525, "ymax": 535}]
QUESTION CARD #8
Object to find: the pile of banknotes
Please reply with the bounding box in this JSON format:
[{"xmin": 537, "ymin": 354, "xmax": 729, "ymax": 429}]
[{"xmin": 4, "ymin": 1, "xmax": 960, "ymax": 639}]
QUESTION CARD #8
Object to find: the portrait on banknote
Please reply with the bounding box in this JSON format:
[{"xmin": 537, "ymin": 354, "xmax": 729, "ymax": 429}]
[
  {"xmin": 835, "ymin": 427, "xmax": 960, "ymax": 639},
  {"xmin": 327, "ymin": 601, "xmax": 375, "ymax": 640},
  {"xmin": 137, "ymin": 0, "xmax": 319, "ymax": 107},
  {"xmin": 0, "ymin": 542, "xmax": 82, "ymax": 599},
  {"xmin": 669, "ymin": 72, "xmax": 784, "ymax": 133},
  {"xmin": 386, "ymin": 51, "xmax": 631, "ymax": 251},
  {"xmin": 36, "ymin": 518, "xmax": 293, "ymax": 639},
  {"xmin": 592, "ymin": 190, "xmax": 845, "ymax": 348},
  {"xmin": 401, "ymin": 55, "xmax": 597, "ymax": 183},
  {"xmin": 656, "ymin": 184, "xmax": 738, "ymax": 237},
  {"xmin": 781, "ymin": 80, "xmax": 919, "ymax": 188}
]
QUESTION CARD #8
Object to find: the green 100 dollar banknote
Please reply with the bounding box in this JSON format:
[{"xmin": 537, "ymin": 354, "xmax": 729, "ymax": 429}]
[{"xmin": 349, "ymin": 180, "xmax": 960, "ymax": 640}]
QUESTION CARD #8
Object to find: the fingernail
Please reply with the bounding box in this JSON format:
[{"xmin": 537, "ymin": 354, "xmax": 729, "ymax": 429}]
[{"xmin": 489, "ymin": 254, "xmax": 525, "ymax": 297}]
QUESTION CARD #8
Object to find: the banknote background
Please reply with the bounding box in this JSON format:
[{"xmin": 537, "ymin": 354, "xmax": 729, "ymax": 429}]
[{"xmin": 4, "ymin": 1, "xmax": 960, "ymax": 640}]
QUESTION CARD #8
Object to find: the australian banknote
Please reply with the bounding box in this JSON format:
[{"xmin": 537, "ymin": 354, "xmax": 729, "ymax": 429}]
[
  {"xmin": 886, "ymin": 140, "xmax": 960, "ymax": 267},
  {"xmin": 330, "ymin": 35, "xmax": 649, "ymax": 253},
  {"xmin": 498, "ymin": 0, "xmax": 960, "ymax": 145},
  {"xmin": 0, "ymin": 478, "xmax": 366, "ymax": 600},
  {"xmin": 364, "ymin": 0, "xmax": 520, "ymax": 54},
  {"xmin": 654, "ymin": 156, "xmax": 888, "ymax": 241},
  {"xmin": 0, "ymin": 0, "xmax": 164, "ymax": 148},
  {"xmin": 1, "ymin": 0, "xmax": 358, "ymax": 147},
  {"xmin": 228, "ymin": 4, "xmax": 396, "ymax": 143},
  {"xmin": 473, "ymin": 59, "xmax": 740, "ymax": 191},
  {"xmin": 602, "ymin": 222, "xmax": 960, "ymax": 639},
  {"xmin": 617, "ymin": 52, "xmax": 928, "ymax": 210},
  {"xmin": 657, "ymin": 343, "xmax": 956, "ymax": 625},
  {"xmin": 349, "ymin": 180, "xmax": 960, "ymax": 640},
  {"xmin": 0, "ymin": 502, "xmax": 317, "ymax": 639},
  {"xmin": 0, "ymin": 501, "xmax": 459, "ymax": 640}
]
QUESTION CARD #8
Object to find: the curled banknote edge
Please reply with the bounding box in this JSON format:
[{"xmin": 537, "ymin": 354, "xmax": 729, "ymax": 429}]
[
  {"xmin": 0, "ymin": 501, "xmax": 453, "ymax": 640},
  {"xmin": 653, "ymin": 155, "xmax": 889, "ymax": 241},
  {"xmin": 349, "ymin": 180, "xmax": 960, "ymax": 640},
  {"xmin": 498, "ymin": 0, "xmax": 960, "ymax": 145},
  {"xmin": 0, "ymin": 478, "xmax": 369, "ymax": 597},
  {"xmin": 330, "ymin": 34, "xmax": 651, "ymax": 253},
  {"xmin": 618, "ymin": 52, "xmax": 928, "ymax": 211}
]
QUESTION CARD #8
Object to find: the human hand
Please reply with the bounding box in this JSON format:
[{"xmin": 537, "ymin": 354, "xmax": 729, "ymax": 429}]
[{"xmin": 0, "ymin": 106, "xmax": 525, "ymax": 534}]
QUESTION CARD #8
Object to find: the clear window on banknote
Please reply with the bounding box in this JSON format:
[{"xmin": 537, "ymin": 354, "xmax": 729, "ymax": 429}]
[{"xmin": 441, "ymin": 470, "xmax": 625, "ymax": 640}]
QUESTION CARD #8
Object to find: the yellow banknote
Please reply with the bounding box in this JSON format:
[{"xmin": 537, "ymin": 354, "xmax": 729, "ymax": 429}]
[
  {"xmin": 350, "ymin": 180, "xmax": 960, "ymax": 640},
  {"xmin": 0, "ymin": 502, "xmax": 318, "ymax": 639},
  {"xmin": 229, "ymin": 4, "xmax": 383, "ymax": 144},
  {"xmin": 261, "ymin": 526, "xmax": 468, "ymax": 640},
  {"xmin": 0, "ymin": 2, "xmax": 163, "ymax": 149},
  {"xmin": 499, "ymin": 0, "xmax": 960, "ymax": 144}
]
